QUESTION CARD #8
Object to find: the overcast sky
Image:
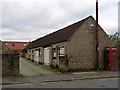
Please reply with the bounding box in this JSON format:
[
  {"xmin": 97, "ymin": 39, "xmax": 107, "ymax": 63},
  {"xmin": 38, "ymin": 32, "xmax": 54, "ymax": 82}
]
[{"xmin": 1, "ymin": 0, "xmax": 119, "ymax": 42}]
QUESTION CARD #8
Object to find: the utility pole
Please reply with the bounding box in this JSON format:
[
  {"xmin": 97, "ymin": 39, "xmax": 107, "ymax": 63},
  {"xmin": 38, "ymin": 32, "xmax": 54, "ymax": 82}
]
[{"xmin": 96, "ymin": 0, "xmax": 99, "ymax": 70}]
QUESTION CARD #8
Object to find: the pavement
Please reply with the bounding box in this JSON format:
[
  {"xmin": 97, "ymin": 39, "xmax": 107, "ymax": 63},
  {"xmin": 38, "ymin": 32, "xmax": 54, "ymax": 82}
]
[
  {"xmin": 2, "ymin": 77, "xmax": 119, "ymax": 88},
  {"xmin": 1, "ymin": 57, "xmax": 120, "ymax": 86},
  {"xmin": 2, "ymin": 70, "xmax": 119, "ymax": 86}
]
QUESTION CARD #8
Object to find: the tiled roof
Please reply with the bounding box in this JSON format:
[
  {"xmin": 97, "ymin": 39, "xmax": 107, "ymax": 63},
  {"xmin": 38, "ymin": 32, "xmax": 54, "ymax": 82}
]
[
  {"xmin": 0, "ymin": 41, "xmax": 9, "ymax": 50},
  {"xmin": 2, "ymin": 41, "xmax": 30, "ymax": 50},
  {"xmin": 24, "ymin": 16, "xmax": 92, "ymax": 50}
]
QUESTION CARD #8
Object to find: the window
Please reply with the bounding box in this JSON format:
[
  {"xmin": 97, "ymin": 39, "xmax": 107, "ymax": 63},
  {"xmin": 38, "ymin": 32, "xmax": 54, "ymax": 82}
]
[
  {"xmin": 52, "ymin": 48, "xmax": 56, "ymax": 59},
  {"xmin": 12, "ymin": 43, "xmax": 15, "ymax": 46},
  {"xmin": 24, "ymin": 44, "xmax": 27, "ymax": 47},
  {"xmin": 59, "ymin": 47, "xmax": 65, "ymax": 57},
  {"xmin": 5, "ymin": 43, "xmax": 8, "ymax": 46}
]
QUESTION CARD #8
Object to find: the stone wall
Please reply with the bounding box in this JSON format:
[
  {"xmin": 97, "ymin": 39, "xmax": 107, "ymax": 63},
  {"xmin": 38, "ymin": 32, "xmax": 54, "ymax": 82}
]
[
  {"xmin": 26, "ymin": 49, "xmax": 35, "ymax": 61},
  {"xmin": 50, "ymin": 42, "xmax": 68, "ymax": 71},
  {"xmin": 26, "ymin": 47, "xmax": 44, "ymax": 64},
  {"xmin": 2, "ymin": 50, "xmax": 19, "ymax": 77},
  {"xmin": 39, "ymin": 47, "xmax": 44, "ymax": 64},
  {"xmin": 23, "ymin": 17, "xmax": 112, "ymax": 72},
  {"xmin": 66, "ymin": 17, "xmax": 112, "ymax": 71}
]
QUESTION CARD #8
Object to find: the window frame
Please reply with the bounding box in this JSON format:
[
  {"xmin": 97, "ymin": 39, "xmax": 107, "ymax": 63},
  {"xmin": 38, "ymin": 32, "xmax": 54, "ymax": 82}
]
[
  {"xmin": 59, "ymin": 47, "xmax": 65, "ymax": 57},
  {"xmin": 59, "ymin": 47, "xmax": 65, "ymax": 59}
]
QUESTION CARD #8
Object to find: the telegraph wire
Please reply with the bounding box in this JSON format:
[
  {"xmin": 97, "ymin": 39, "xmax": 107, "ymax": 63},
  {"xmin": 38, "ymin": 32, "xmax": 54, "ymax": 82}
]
[{"xmin": 111, "ymin": 2, "xmax": 118, "ymax": 8}]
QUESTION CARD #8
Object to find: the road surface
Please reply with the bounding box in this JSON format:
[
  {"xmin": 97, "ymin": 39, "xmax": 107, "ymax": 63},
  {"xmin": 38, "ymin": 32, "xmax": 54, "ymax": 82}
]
[
  {"xmin": 20, "ymin": 57, "xmax": 55, "ymax": 76},
  {"xmin": 2, "ymin": 77, "xmax": 119, "ymax": 88}
]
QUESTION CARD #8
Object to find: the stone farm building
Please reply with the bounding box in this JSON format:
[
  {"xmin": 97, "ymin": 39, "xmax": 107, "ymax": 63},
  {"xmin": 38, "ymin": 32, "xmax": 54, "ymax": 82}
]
[
  {"xmin": 23, "ymin": 16, "xmax": 112, "ymax": 71},
  {"xmin": 2, "ymin": 41, "xmax": 30, "ymax": 56}
]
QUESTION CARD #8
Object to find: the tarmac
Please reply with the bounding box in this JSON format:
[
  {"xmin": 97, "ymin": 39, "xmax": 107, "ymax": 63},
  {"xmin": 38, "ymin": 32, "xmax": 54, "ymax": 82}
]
[{"xmin": 1, "ymin": 70, "xmax": 120, "ymax": 85}]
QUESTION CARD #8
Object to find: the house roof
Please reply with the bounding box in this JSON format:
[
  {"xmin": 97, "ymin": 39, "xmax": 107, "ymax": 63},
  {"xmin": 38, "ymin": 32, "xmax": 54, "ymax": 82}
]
[
  {"xmin": 24, "ymin": 16, "xmax": 93, "ymax": 50},
  {"xmin": 2, "ymin": 41, "xmax": 30, "ymax": 50},
  {"xmin": 0, "ymin": 40, "xmax": 9, "ymax": 50}
]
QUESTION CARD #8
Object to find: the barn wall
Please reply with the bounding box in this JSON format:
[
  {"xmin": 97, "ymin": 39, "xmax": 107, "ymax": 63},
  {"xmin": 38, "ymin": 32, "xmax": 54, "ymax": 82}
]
[
  {"xmin": 50, "ymin": 42, "xmax": 68, "ymax": 71},
  {"xmin": 98, "ymin": 24, "xmax": 113, "ymax": 69},
  {"xmin": 24, "ymin": 17, "xmax": 112, "ymax": 72},
  {"xmin": 25, "ymin": 47, "xmax": 44, "ymax": 64},
  {"xmin": 66, "ymin": 17, "xmax": 112, "ymax": 71},
  {"xmin": 26, "ymin": 49, "xmax": 34, "ymax": 61},
  {"xmin": 39, "ymin": 47, "xmax": 44, "ymax": 64},
  {"xmin": 26, "ymin": 50, "xmax": 30, "ymax": 59}
]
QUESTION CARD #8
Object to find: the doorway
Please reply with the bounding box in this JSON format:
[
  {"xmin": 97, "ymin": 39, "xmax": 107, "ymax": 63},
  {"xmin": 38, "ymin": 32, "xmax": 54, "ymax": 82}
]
[
  {"xmin": 44, "ymin": 47, "xmax": 49, "ymax": 65},
  {"xmin": 34, "ymin": 50, "xmax": 39, "ymax": 62}
]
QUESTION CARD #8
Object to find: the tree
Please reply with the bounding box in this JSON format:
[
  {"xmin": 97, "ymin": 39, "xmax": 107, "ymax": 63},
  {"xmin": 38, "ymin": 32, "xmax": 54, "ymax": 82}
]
[
  {"xmin": 109, "ymin": 32, "xmax": 120, "ymax": 68},
  {"xmin": 109, "ymin": 32, "xmax": 119, "ymax": 47}
]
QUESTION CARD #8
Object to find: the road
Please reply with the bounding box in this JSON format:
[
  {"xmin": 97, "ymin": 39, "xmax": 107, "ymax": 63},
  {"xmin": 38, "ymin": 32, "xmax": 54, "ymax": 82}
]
[
  {"xmin": 2, "ymin": 77, "xmax": 119, "ymax": 88},
  {"xmin": 20, "ymin": 57, "xmax": 55, "ymax": 76}
]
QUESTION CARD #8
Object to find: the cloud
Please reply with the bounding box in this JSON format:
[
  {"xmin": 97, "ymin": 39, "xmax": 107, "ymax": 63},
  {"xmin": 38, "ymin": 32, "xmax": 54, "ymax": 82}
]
[
  {"xmin": 1, "ymin": 0, "xmax": 118, "ymax": 41},
  {"xmin": 98, "ymin": 1, "xmax": 118, "ymax": 35},
  {"xmin": 99, "ymin": 20, "xmax": 118, "ymax": 34},
  {"xmin": 2, "ymin": 26, "xmax": 57, "ymax": 41}
]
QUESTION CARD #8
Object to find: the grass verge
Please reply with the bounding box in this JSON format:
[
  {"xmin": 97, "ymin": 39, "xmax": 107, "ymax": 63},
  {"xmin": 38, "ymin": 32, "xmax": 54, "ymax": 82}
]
[
  {"xmin": 19, "ymin": 73, "xmax": 24, "ymax": 77},
  {"xmin": 39, "ymin": 65, "xmax": 61, "ymax": 74}
]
